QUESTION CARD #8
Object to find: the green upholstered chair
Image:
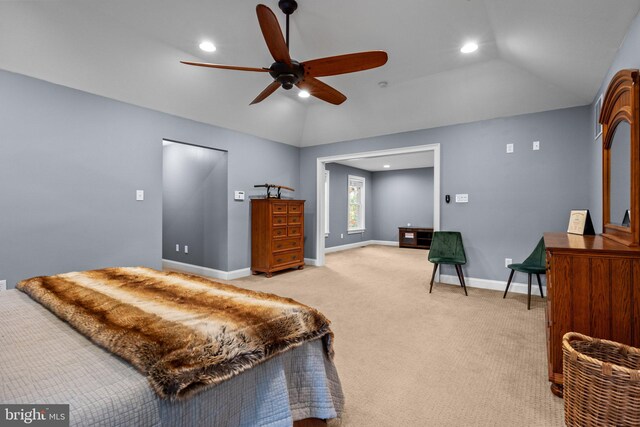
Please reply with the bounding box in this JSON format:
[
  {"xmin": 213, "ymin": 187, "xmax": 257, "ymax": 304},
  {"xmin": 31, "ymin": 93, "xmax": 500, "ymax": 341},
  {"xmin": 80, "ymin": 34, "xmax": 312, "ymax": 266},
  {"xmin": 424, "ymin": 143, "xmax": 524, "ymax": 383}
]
[
  {"xmin": 428, "ymin": 231, "xmax": 468, "ymax": 296},
  {"xmin": 503, "ymin": 237, "xmax": 546, "ymax": 310}
]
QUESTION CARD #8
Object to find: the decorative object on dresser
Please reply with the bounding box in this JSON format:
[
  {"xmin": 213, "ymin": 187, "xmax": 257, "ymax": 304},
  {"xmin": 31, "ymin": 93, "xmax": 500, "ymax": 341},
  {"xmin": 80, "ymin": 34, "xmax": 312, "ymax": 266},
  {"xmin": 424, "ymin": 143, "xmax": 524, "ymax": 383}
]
[
  {"xmin": 566, "ymin": 209, "xmax": 595, "ymax": 235},
  {"xmin": 398, "ymin": 227, "xmax": 433, "ymax": 249},
  {"xmin": 254, "ymin": 182, "xmax": 295, "ymax": 199},
  {"xmin": 252, "ymin": 198, "xmax": 305, "ymax": 277}
]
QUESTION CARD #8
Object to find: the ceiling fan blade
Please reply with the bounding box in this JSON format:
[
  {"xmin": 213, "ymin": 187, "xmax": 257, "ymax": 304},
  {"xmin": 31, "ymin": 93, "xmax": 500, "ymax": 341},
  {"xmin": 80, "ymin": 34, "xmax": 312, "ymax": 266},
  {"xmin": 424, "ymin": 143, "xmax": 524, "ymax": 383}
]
[
  {"xmin": 297, "ymin": 77, "xmax": 347, "ymax": 105},
  {"xmin": 302, "ymin": 51, "xmax": 388, "ymax": 77},
  {"xmin": 250, "ymin": 81, "xmax": 281, "ymax": 105},
  {"xmin": 181, "ymin": 61, "xmax": 270, "ymax": 73},
  {"xmin": 256, "ymin": 4, "xmax": 292, "ymax": 67}
]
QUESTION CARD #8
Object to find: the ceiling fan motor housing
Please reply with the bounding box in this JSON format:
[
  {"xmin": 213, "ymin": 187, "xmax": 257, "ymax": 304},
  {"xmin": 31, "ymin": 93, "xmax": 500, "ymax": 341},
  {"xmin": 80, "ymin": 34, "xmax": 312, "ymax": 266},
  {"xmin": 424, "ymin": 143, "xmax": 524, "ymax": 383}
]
[
  {"xmin": 278, "ymin": 0, "xmax": 298, "ymax": 15},
  {"xmin": 270, "ymin": 60, "xmax": 304, "ymax": 89}
]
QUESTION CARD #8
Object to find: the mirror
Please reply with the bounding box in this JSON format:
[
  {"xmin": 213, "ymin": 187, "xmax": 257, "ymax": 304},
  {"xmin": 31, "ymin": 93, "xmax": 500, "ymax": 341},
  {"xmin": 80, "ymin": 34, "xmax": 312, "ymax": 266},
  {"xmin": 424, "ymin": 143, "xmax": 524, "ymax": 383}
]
[
  {"xmin": 601, "ymin": 69, "xmax": 639, "ymax": 246},
  {"xmin": 609, "ymin": 121, "xmax": 631, "ymax": 227}
]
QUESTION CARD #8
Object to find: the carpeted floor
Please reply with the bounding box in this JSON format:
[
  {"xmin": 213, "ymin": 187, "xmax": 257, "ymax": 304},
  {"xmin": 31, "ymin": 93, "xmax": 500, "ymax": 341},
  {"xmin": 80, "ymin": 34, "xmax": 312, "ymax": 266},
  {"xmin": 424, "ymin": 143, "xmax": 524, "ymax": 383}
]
[{"xmin": 230, "ymin": 245, "xmax": 564, "ymax": 426}]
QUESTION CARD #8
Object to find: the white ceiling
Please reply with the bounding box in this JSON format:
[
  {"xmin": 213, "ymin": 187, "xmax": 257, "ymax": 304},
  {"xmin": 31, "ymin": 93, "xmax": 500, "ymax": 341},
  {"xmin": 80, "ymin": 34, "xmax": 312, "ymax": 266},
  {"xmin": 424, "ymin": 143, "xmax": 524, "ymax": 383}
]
[
  {"xmin": 334, "ymin": 152, "xmax": 434, "ymax": 172},
  {"xmin": 1, "ymin": 1, "xmax": 638, "ymax": 147}
]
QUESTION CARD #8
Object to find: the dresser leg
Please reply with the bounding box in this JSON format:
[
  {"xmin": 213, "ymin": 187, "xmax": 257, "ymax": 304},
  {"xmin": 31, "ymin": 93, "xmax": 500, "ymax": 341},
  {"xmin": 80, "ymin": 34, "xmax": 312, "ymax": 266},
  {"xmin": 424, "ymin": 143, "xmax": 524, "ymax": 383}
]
[
  {"xmin": 550, "ymin": 383, "xmax": 563, "ymax": 398},
  {"xmin": 266, "ymin": 272, "xmax": 273, "ymax": 278},
  {"xmin": 298, "ymin": 265, "xmax": 305, "ymax": 270}
]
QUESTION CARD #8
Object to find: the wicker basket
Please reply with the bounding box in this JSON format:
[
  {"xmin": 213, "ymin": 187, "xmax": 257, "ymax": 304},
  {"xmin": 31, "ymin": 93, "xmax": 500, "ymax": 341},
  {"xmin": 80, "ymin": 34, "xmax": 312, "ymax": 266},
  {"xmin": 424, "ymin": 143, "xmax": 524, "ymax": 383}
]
[{"xmin": 563, "ymin": 332, "xmax": 640, "ymax": 426}]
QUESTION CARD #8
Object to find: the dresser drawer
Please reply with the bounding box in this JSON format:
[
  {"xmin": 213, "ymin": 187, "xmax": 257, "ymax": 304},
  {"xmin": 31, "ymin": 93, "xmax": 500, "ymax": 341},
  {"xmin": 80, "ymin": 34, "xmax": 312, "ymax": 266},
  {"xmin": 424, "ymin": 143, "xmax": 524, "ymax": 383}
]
[
  {"xmin": 272, "ymin": 203, "xmax": 287, "ymax": 214},
  {"xmin": 288, "ymin": 225, "xmax": 302, "ymax": 237},
  {"xmin": 271, "ymin": 250, "xmax": 302, "ymax": 267},
  {"xmin": 288, "ymin": 203, "xmax": 303, "ymax": 214},
  {"xmin": 272, "ymin": 215, "xmax": 287, "ymax": 226},
  {"xmin": 272, "ymin": 226, "xmax": 287, "ymax": 238},
  {"xmin": 272, "ymin": 237, "xmax": 301, "ymax": 253},
  {"xmin": 288, "ymin": 214, "xmax": 302, "ymax": 225}
]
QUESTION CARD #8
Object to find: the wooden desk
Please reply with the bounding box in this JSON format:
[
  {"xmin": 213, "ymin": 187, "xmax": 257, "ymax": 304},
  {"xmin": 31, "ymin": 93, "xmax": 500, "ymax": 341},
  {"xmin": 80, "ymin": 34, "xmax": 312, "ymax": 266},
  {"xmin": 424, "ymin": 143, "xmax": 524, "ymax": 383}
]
[{"xmin": 544, "ymin": 232, "xmax": 640, "ymax": 397}]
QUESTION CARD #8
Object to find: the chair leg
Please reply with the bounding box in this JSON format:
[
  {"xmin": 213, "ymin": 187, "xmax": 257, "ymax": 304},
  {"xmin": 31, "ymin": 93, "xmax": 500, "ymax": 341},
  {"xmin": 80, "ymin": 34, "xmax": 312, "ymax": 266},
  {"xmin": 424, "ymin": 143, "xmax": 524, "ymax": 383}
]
[
  {"xmin": 503, "ymin": 270, "xmax": 515, "ymax": 298},
  {"xmin": 527, "ymin": 274, "xmax": 532, "ymax": 310},
  {"xmin": 454, "ymin": 265, "xmax": 464, "ymax": 287},
  {"xmin": 536, "ymin": 274, "xmax": 544, "ymax": 298},
  {"xmin": 456, "ymin": 265, "xmax": 468, "ymax": 296},
  {"xmin": 429, "ymin": 263, "xmax": 439, "ymax": 293}
]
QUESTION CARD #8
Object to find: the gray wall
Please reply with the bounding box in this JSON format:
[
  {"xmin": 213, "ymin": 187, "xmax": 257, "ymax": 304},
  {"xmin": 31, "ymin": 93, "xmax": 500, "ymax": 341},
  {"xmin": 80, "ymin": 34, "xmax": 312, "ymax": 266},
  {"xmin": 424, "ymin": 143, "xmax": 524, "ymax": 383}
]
[
  {"xmin": 372, "ymin": 168, "xmax": 434, "ymax": 242},
  {"xmin": 300, "ymin": 106, "xmax": 591, "ymax": 282},
  {"xmin": 163, "ymin": 142, "xmax": 228, "ymax": 270},
  {"xmin": 589, "ymin": 11, "xmax": 640, "ymax": 231},
  {"xmin": 325, "ymin": 163, "xmax": 373, "ymax": 248},
  {"xmin": 0, "ymin": 69, "xmax": 299, "ymax": 288}
]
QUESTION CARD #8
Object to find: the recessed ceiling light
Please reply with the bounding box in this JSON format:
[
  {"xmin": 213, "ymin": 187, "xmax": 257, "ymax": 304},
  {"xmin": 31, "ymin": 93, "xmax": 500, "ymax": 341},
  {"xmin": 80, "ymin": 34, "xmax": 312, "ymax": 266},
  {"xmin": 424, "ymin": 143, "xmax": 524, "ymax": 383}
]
[
  {"xmin": 460, "ymin": 42, "xmax": 478, "ymax": 54},
  {"xmin": 199, "ymin": 41, "xmax": 216, "ymax": 53},
  {"xmin": 298, "ymin": 90, "xmax": 310, "ymax": 98},
  {"xmin": 383, "ymin": 164, "xmax": 391, "ymax": 168}
]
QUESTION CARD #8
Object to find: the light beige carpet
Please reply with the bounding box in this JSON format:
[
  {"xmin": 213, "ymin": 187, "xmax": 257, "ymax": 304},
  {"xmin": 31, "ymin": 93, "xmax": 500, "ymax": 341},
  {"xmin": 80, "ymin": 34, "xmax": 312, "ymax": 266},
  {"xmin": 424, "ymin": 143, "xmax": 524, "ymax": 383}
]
[{"xmin": 230, "ymin": 245, "xmax": 564, "ymax": 426}]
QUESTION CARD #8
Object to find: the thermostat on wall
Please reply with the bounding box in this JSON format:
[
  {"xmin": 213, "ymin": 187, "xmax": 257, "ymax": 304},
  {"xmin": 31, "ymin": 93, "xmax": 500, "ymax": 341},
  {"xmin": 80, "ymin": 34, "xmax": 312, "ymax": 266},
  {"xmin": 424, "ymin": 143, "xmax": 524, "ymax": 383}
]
[{"xmin": 234, "ymin": 191, "xmax": 245, "ymax": 201}]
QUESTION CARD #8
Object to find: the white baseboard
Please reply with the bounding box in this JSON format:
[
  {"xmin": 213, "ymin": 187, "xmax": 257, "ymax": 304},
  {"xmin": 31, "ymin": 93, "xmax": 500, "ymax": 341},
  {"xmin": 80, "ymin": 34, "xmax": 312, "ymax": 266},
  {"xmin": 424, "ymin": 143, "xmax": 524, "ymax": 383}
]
[
  {"xmin": 304, "ymin": 258, "xmax": 320, "ymax": 266},
  {"xmin": 325, "ymin": 240, "xmax": 398, "ymax": 254},
  {"xmin": 162, "ymin": 259, "xmax": 251, "ymax": 281},
  {"xmin": 439, "ymin": 274, "xmax": 546, "ymax": 296}
]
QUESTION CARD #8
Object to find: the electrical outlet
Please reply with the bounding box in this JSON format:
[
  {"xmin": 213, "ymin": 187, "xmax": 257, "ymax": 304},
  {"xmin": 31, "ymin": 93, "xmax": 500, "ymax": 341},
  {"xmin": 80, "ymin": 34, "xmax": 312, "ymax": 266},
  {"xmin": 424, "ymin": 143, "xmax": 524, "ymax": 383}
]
[
  {"xmin": 407, "ymin": 223, "xmax": 411, "ymax": 227},
  {"xmin": 0, "ymin": 280, "xmax": 6, "ymax": 291},
  {"xmin": 175, "ymin": 244, "xmax": 180, "ymax": 252},
  {"xmin": 505, "ymin": 258, "xmax": 512, "ymax": 268},
  {"xmin": 136, "ymin": 190, "xmax": 144, "ymax": 201},
  {"xmin": 533, "ymin": 140, "xmax": 540, "ymax": 151},
  {"xmin": 506, "ymin": 143, "xmax": 514, "ymax": 154},
  {"xmin": 340, "ymin": 233, "xmax": 344, "ymax": 239},
  {"xmin": 184, "ymin": 245, "xmax": 189, "ymax": 254}
]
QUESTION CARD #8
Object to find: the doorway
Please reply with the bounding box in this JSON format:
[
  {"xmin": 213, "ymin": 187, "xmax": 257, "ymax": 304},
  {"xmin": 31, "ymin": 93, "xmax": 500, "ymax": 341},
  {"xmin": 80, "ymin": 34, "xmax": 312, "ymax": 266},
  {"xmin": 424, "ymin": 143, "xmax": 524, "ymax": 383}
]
[
  {"xmin": 315, "ymin": 144, "xmax": 440, "ymax": 267},
  {"xmin": 162, "ymin": 139, "xmax": 228, "ymax": 272}
]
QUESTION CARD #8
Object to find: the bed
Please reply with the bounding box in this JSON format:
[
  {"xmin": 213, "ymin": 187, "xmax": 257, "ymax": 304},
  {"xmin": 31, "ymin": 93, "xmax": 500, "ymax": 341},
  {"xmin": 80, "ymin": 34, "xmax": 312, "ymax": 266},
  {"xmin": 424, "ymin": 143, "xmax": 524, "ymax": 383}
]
[{"xmin": 0, "ymin": 268, "xmax": 343, "ymax": 426}]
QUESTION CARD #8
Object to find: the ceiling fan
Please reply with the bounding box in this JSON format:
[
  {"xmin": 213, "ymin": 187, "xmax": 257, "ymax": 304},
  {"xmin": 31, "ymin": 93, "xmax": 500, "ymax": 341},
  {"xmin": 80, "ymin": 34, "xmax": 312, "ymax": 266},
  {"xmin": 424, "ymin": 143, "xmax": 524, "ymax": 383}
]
[{"xmin": 181, "ymin": 0, "xmax": 388, "ymax": 105}]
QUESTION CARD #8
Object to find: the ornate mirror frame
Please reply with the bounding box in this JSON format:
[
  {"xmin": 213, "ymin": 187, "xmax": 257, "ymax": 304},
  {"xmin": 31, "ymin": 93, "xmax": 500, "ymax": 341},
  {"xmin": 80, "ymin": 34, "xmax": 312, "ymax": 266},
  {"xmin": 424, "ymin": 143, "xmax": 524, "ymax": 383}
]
[{"xmin": 601, "ymin": 69, "xmax": 640, "ymax": 246}]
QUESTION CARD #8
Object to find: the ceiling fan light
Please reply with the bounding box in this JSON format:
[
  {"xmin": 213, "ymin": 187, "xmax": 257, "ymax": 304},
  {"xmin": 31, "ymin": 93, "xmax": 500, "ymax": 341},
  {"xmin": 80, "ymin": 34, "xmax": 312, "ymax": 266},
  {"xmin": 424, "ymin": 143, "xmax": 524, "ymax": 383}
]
[
  {"xmin": 460, "ymin": 42, "xmax": 478, "ymax": 54},
  {"xmin": 298, "ymin": 90, "xmax": 310, "ymax": 98},
  {"xmin": 199, "ymin": 41, "xmax": 217, "ymax": 52}
]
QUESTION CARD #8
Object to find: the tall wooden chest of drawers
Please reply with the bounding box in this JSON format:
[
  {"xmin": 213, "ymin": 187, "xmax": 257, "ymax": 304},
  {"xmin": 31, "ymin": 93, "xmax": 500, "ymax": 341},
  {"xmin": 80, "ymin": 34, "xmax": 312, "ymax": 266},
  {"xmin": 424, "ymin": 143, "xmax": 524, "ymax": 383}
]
[{"xmin": 251, "ymin": 199, "xmax": 305, "ymax": 277}]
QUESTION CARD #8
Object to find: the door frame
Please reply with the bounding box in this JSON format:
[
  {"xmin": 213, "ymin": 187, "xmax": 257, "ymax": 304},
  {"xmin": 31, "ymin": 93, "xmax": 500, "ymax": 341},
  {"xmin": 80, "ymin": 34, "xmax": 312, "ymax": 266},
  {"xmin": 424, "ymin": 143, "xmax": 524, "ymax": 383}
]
[{"xmin": 315, "ymin": 143, "xmax": 441, "ymax": 266}]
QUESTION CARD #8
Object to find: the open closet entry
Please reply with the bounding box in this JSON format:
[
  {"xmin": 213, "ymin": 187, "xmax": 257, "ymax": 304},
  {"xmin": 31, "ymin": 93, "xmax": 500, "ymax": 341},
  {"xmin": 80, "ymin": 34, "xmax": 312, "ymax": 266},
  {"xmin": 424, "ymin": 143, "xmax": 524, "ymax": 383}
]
[{"xmin": 162, "ymin": 140, "xmax": 228, "ymax": 272}]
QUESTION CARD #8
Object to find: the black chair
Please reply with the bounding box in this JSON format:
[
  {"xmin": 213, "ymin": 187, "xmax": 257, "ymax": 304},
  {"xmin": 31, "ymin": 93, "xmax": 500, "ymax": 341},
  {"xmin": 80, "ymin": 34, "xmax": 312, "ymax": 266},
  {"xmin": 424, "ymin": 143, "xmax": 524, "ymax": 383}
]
[
  {"xmin": 503, "ymin": 238, "xmax": 546, "ymax": 310},
  {"xmin": 428, "ymin": 231, "xmax": 468, "ymax": 296}
]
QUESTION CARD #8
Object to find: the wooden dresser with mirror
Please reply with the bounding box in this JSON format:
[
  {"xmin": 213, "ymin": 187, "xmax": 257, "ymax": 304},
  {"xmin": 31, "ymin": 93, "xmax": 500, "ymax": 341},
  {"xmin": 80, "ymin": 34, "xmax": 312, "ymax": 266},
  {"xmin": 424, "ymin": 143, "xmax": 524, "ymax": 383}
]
[{"xmin": 544, "ymin": 69, "xmax": 640, "ymax": 397}]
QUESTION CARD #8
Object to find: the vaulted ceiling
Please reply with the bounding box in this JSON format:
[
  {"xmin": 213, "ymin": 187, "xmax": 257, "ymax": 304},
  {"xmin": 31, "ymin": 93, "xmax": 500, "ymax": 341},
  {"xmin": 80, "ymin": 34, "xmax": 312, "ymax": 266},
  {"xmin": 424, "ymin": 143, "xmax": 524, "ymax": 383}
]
[{"xmin": 1, "ymin": 1, "xmax": 638, "ymax": 147}]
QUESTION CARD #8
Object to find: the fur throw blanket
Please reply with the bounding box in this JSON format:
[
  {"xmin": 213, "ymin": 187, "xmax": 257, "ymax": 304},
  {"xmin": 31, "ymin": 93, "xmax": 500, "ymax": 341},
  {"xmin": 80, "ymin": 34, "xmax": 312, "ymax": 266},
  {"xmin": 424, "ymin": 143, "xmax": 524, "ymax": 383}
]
[{"xmin": 17, "ymin": 267, "xmax": 333, "ymax": 400}]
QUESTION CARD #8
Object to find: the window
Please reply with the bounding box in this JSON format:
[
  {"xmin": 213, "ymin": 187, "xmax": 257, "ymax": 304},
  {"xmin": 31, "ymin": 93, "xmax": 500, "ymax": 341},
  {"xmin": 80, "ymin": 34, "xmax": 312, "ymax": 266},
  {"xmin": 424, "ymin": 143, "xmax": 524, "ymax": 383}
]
[
  {"xmin": 348, "ymin": 175, "xmax": 365, "ymax": 233},
  {"xmin": 324, "ymin": 170, "xmax": 330, "ymax": 236}
]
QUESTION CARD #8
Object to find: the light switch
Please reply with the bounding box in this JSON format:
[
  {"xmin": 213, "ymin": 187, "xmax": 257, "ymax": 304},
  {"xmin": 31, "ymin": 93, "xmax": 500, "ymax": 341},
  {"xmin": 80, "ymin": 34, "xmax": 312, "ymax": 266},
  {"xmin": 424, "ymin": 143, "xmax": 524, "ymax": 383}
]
[
  {"xmin": 136, "ymin": 190, "xmax": 144, "ymax": 201},
  {"xmin": 184, "ymin": 245, "xmax": 189, "ymax": 254},
  {"xmin": 506, "ymin": 144, "xmax": 514, "ymax": 154},
  {"xmin": 533, "ymin": 140, "xmax": 540, "ymax": 151},
  {"xmin": 234, "ymin": 191, "xmax": 245, "ymax": 201},
  {"xmin": 455, "ymin": 194, "xmax": 469, "ymax": 203}
]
